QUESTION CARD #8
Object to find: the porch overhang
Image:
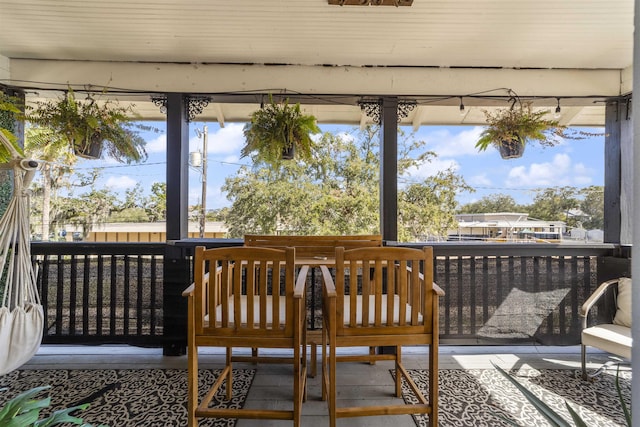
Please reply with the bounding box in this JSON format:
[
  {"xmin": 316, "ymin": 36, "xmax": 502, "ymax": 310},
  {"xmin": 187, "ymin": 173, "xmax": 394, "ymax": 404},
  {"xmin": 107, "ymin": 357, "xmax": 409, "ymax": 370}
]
[{"xmin": 0, "ymin": 0, "xmax": 633, "ymax": 127}]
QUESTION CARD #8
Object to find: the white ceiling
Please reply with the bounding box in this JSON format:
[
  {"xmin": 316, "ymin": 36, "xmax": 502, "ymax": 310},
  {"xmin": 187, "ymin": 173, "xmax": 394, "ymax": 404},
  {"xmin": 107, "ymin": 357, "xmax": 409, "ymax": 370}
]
[{"xmin": 0, "ymin": 0, "xmax": 633, "ymax": 126}]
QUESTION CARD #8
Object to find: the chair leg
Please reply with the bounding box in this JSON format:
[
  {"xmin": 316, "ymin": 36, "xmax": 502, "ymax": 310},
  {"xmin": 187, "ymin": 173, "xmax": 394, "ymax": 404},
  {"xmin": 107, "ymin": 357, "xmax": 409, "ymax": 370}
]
[
  {"xmin": 302, "ymin": 328, "xmax": 308, "ymax": 402},
  {"xmin": 187, "ymin": 344, "xmax": 198, "ymax": 427},
  {"xmin": 581, "ymin": 344, "xmax": 588, "ymax": 380},
  {"xmin": 329, "ymin": 340, "xmax": 337, "ymax": 427},
  {"xmin": 226, "ymin": 347, "xmax": 233, "ymax": 400},
  {"xmin": 395, "ymin": 346, "xmax": 402, "ymax": 397},
  {"xmin": 311, "ymin": 342, "xmax": 317, "ymax": 378},
  {"xmin": 321, "ymin": 325, "xmax": 327, "ymax": 401},
  {"xmin": 294, "ymin": 341, "xmax": 301, "ymax": 427},
  {"xmin": 428, "ymin": 342, "xmax": 438, "ymax": 427}
]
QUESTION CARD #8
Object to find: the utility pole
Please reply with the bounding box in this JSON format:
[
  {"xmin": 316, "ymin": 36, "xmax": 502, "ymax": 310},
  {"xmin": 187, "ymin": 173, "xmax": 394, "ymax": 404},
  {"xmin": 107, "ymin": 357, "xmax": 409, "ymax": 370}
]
[{"xmin": 194, "ymin": 125, "xmax": 208, "ymax": 238}]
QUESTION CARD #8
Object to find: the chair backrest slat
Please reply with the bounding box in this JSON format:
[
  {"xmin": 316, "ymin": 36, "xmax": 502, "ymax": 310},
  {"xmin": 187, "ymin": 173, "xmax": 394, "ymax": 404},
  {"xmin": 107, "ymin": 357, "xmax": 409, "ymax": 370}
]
[
  {"xmin": 335, "ymin": 246, "xmax": 434, "ymax": 335},
  {"xmin": 386, "ymin": 263, "xmax": 395, "ymax": 326},
  {"xmin": 194, "ymin": 246, "xmax": 296, "ymax": 337},
  {"xmin": 246, "ymin": 261, "xmax": 255, "ymax": 326}
]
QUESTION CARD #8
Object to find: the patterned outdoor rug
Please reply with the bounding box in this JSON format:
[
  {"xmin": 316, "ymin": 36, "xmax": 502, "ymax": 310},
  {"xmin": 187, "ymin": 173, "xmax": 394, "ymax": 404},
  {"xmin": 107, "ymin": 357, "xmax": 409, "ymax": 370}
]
[
  {"xmin": 0, "ymin": 368, "xmax": 255, "ymax": 426},
  {"xmin": 396, "ymin": 368, "xmax": 632, "ymax": 427}
]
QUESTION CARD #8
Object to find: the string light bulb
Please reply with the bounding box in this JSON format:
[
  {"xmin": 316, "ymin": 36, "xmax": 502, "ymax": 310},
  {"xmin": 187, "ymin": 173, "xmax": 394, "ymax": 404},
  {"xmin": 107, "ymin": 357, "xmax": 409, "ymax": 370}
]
[
  {"xmin": 554, "ymin": 98, "xmax": 561, "ymax": 119},
  {"xmin": 459, "ymin": 97, "xmax": 465, "ymax": 116}
]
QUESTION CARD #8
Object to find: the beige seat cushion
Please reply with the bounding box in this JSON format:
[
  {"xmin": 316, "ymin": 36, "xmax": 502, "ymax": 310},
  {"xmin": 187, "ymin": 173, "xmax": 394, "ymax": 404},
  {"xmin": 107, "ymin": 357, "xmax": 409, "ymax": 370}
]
[
  {"xmin": 582, "ymin": 323, "xmax": 632, "ymax": 360},
  {"xmin": 341, "ymin": 295, "xmax": 422, "ymax": 326},
  {"xmin": 613, "ymin": 277, "xmax": 632, "ymax": 328},
  {"xmin": 212, "ymin": 295, "xmax": 288, "ymax": 327}
]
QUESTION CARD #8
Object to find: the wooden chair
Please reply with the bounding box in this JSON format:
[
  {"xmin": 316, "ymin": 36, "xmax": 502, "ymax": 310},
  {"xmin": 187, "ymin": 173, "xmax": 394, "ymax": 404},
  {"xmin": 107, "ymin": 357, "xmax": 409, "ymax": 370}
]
[
  {"xmin": 244, "ymin": 234, "xmax": 383, "ymax": 376},
  {"xmin": 182, "ymin": 246, "xmax": 308, "ymax": 427},
  {"xmin": 320, "ymin": 246, "xmax": 443, "ymax": 427}
]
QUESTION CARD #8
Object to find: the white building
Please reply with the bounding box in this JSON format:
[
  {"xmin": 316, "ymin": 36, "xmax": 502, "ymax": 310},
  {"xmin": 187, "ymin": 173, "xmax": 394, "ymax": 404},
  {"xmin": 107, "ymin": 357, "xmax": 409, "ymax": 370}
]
[{"xmin": 449, "ymin": 213, "xmax": 566, "ymax": 242}]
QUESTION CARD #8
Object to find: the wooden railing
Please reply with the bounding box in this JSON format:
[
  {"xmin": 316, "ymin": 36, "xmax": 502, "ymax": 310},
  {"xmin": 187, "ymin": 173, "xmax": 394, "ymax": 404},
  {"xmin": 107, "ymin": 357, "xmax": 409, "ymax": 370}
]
[{"xmin": 31, "ymin": 240, "xmax": 627, "ymax": 348}]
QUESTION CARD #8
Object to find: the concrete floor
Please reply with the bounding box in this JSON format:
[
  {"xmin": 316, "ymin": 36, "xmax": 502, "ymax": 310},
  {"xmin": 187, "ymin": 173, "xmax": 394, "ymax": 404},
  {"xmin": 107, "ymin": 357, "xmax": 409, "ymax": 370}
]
[{"xmin": 21, "ymin": 344, "xmax": 620, "ymax": 427}]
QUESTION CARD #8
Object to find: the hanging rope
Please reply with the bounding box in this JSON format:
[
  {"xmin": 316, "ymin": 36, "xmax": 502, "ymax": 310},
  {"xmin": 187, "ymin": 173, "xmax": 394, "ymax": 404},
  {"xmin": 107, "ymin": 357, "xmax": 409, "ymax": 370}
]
[{"xmin": 0, "ymin": 131, "xmax": 43, "ymax": 375}]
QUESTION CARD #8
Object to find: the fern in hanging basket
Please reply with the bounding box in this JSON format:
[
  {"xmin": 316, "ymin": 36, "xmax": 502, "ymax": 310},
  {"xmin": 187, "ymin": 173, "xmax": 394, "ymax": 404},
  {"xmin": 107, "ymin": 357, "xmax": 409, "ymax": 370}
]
[
  {"xmin": 26, "ymin": 88, "xmax": 148, "ymax": 163},
  {"xmin": 475, "ymin": 102, "xmax": 566, "ymax": 159},
  {"xmin": 0, "ymin": 92, "xmax": 25, "ymax": 163},
  {"xmin": 241, "ymin": 95, "xmax": 320, "ymax": 167}
]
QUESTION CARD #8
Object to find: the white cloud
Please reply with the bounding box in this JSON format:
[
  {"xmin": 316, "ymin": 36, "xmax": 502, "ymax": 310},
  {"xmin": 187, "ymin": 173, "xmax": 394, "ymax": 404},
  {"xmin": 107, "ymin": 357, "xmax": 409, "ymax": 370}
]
[
  {"xmin": 505, "ymin": 153, "xmax": 594, "ymax": 188},
  {"xmin": 105, "ymin": 175, "xmax": 138, "ymax": 190},
  {"xmin": 422, "ymin": 126, "xmax": 485, "ymax": 157},
  {"xmin": 145, "ymin": 134, "xmax": 167, "ymax": 154},
  {"xmin": 195, "ymin": 123, "xmax": 245, "ymax": 155}
]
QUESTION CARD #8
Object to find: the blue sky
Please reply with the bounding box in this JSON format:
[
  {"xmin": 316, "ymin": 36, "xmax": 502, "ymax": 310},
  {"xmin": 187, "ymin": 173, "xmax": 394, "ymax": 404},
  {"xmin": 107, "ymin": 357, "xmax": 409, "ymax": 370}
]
[{"xmin": 69, "ymin": 122, "xmax": 605, "ymax": 210}]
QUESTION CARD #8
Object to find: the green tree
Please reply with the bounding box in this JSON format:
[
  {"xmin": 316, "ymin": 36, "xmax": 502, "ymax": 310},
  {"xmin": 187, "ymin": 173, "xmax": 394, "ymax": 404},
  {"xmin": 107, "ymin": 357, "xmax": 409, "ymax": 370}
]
[
  {"xmin": 144, "ymin": 182, "xmax": 166, "ymax": 221},
  {"xmin": 528, "ymin": 186, "xmax": 580, "ymax": 227},
  {"xmin": 222, "ymin": 126, "xmax": 471, "ymax": 241},
  {"xmin": 579, "ymin": 185, "xmax": 604, "ymax": 230},
  {"xmin": 399, "ymin": 167, "xmax": 472, "ymax": 241},
  {"xmin": 25, "ymin": 127, "xmax": 76, "ymax": 240},
  {"xmin": 108, "ymin": 207, "xmax": 150, "ymax": 223},
  {"xmin": 107, "ymin": 182, "xmax": 151, "ymax": 222},
  {"xmin": 459, "ymin": 194, "xmax": 523, "ymax": 214},
  {"xmin": 54, "ymin": 185, "xmax": 118, "ymax": 238},
  {"xmin": 222, "ymin": 162, "xmax": 319, "ymax": 236}
]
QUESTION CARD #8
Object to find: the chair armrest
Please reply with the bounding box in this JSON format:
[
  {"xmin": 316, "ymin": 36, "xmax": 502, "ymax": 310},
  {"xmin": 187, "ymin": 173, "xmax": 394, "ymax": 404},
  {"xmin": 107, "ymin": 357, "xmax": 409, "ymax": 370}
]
[
  {"xmin": 432, "ymin": 282, "xmax": 445, "ymax": 297},
  {"xmin": 319, "ymin": 265, "xmax": 336, "ymax": 298},
  {"xmin": 294, "ymin": 265, "xmax": 310, "ymax": 298},
  {"xmin": 580, "ymin": 278, "xmax": 620, "ymax": 318},
  {"xmin": 182, "ymin": 270, "xmax": 214, "ymax": 297},
  {"xmin": 182, "ymin": 283, "xmax": 194, "ymax": 297}
]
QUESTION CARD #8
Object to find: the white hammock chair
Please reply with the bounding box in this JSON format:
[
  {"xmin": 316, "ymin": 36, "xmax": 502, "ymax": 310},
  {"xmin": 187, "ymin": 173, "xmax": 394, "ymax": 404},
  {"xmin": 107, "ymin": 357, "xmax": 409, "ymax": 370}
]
[{"xmin": 0, "ymin": 132, "xmax": 43, "ymax": 376}]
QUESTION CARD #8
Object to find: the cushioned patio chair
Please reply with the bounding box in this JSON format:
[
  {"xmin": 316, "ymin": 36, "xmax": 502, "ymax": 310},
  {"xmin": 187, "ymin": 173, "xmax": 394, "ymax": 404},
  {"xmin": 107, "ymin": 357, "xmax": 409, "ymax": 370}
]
[
  {"xmin": 183, "ymin": 246, "xmax": 308, "ymax": 426},
  {"xmin": 580, "ymin": 277, "xmax": 632, "ymax": 380},
  {"xmin": 320, "ymin": 246, "xmax": 444, "ymax": 427}
]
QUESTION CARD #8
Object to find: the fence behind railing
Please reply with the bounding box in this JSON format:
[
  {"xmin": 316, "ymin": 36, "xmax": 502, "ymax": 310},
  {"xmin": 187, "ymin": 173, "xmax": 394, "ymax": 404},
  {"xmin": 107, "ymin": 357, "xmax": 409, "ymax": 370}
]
[{"xmin": 32, "ymin": 241, "xmax": 625, "ymax": 348}]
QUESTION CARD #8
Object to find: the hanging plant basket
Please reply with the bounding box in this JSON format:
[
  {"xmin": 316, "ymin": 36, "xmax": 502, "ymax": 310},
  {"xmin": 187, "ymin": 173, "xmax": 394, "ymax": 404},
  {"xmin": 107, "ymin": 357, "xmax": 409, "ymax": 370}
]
[
  {"xmin": 73, "ymin": 134, "xmax": 103, "ymax": 159},
  {"xmin": 242, "ymin": 95, "xmax": 320, "ymax": 167},
  {"xmin": 497, "ymin": 137, "xmax": 525, "ymax": 159},
  {"xmin": 281, "ymin": 144, "xmax": 295, "ymax": 160},
  {"xmin": 475, "ymin": 91, "xmax": 570, "ymax": 160},
  {"xmin": 25, "ymin": 88, "xmax": 148, "ymax": 164}
]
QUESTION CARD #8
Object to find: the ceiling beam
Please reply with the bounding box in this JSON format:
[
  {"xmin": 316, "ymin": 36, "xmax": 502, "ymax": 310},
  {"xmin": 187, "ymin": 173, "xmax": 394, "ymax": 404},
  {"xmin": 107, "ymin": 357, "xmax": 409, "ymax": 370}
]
[
  {"xmin": 8, "ymin": 59, "xmax": 625, "ymax": 101},
  {"xmin": 213, "ymin": 103, "xmax": 225, "ymax": 128},
  {"xmin": 0, "ymin": 55, "xmax": 9, "ymax": 81},
  {"xmin": 557, "ymin": 106, "xmax": 583, "ymax": 126},
  {"xmin": 621, "ymin": 66, "xmax": 633, "ymax": 95}
]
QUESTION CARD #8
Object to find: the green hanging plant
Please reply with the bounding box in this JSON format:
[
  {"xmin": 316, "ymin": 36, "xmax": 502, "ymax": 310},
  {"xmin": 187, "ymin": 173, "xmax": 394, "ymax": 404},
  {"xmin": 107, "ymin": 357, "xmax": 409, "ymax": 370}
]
[
  {"xmin": 475, "ymin": 100, "xmax": 566, "ymax": 160},
  {"xmin": 25, "ymin": 87, "xmax": 148, "ymax": 163},
  {"xmin": 0, "ymin": 92, "xmax": 25, "ymax": 163},
  {"xmin": 241, "ymin": 95, "xmax": 321, "ymax": 167}
]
